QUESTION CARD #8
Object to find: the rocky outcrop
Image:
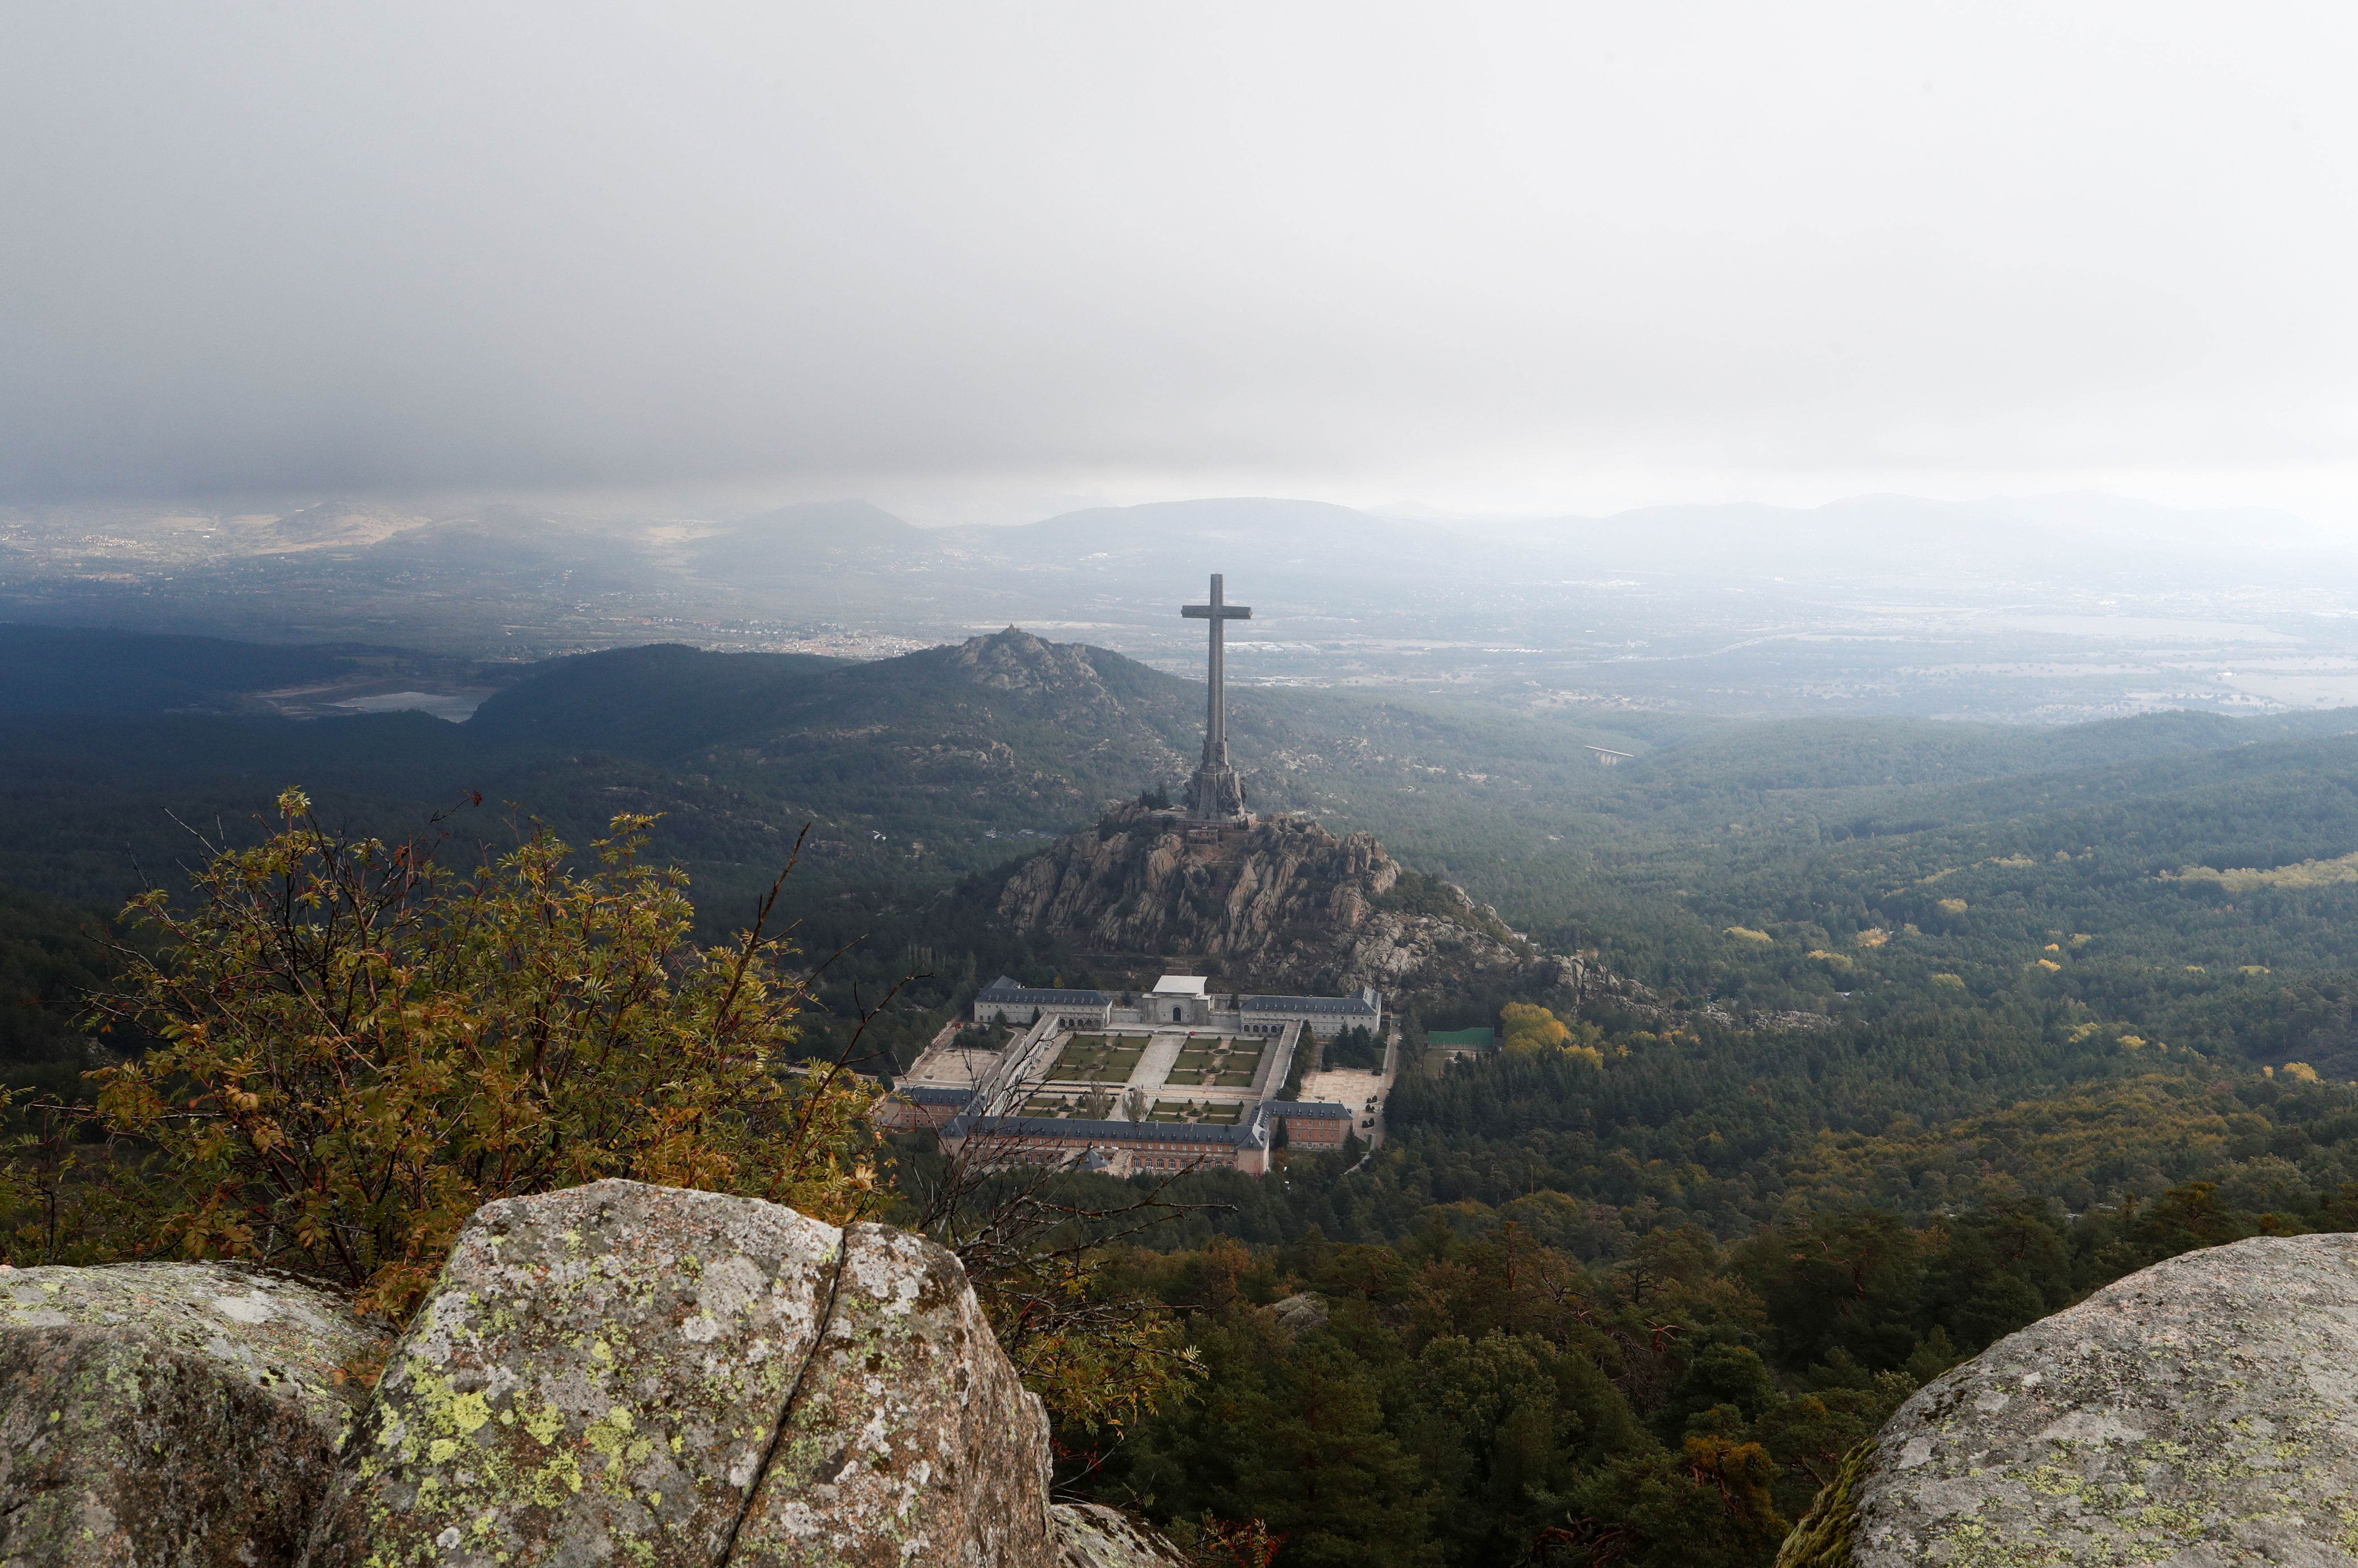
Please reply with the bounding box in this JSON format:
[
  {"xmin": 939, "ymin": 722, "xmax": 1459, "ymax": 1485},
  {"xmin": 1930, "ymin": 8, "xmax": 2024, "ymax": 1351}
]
[
  {"xmin": 948, "ymin": 631, "xmax": 1195, "ymax": 781},
  {"xmin": 310, "ymin": 1179, "xmax": 1052, "ymax": 1567},
  {"xmin": 0, "ymin": 1185, "xmax": 1181, "ymax": 1568},
  {"xmin": 995, "ymin": 803, "xmax": 1581, "ymax": 1000},
  {"xmin": 308, "ymin": 1181, "xmax": 842, "ymax": 1565},
  {"xmin": 1051, "ymin": 1504, "xmax": 1187, "ymax": 1568},
  {"xmin": 946, "ymin": 630, "xmax": 1142, "ymax": 728},
  {"xmin": 1780, "ymin": 1232, "xmax": 2358, "ymax": 1567},
  {"xmin": 0, "ymin": 1260, "xmax": 387, "ymax": 1568},
  {"xmin": 1271, "ymin": 1292, "xmax": 1330, "ymax": 1338}
]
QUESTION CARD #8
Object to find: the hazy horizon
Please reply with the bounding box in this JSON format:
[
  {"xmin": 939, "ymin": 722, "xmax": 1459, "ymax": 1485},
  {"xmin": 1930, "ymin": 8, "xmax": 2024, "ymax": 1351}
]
[
  {"xmin": 0, "ymin": 481, "xmax": 2334, "ymax": 539},
  {"xmin": 8, "ymin": 3, "xmax": 2358, "ymax": 724},
  {"xmin": 4, "ymin": 3, "xmax": 2353, "ymax": 525}
]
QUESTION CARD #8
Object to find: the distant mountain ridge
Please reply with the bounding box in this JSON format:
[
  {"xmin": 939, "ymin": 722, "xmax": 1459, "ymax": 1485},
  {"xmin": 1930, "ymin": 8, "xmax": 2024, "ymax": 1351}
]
[
  {"xmin": 464, "ymin": 644, "xmax": 853, "ymax": 754},
  {"xmin": 473, "ymin": 624, "xmax": 1198, "ymax": 766},
  {"xmin": 0, "ymin": 625, "xmax": 404, "ymax": 716},
  {"xmin": 688, "ymin": 499, "xmax": 929, "ymax": 578},
  {"xmin": 466, "ymin": 627, "xmax": 1205, "ymax": 850},
  {"xmin": 15, "ymin": 489, "xmax": 2354, "ymax": 707},
  {"xmin": 675, "ymin": 489, "xmax": 2351, "ymax": 588}
]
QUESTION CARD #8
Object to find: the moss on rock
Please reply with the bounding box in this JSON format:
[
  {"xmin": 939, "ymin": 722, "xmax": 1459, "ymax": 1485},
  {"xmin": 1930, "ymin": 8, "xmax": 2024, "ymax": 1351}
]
[
  {"xmin": 1773, "ymin": 1439, "xmax": 1876, "ymax": 1568},
  {"xmin": 0, "ymin": 1260, "xmax": 387, "ymax": 1568}
]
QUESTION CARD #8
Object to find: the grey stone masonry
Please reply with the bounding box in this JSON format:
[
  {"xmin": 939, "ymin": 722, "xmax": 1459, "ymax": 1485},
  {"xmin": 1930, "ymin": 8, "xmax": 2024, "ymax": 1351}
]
[{"xmin": 1180, "ymin": 572, "xmax": 1251, "ymax": 821}]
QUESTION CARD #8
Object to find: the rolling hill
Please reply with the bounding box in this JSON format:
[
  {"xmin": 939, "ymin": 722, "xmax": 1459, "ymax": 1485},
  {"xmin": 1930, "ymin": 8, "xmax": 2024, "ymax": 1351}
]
[{"xmin": 14, "ymin": 620, "xmax": 2358, "ymax": 1062}]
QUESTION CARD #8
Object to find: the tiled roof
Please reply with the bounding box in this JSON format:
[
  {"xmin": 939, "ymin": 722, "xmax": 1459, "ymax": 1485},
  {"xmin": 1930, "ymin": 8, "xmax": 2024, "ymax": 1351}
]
[
  {"xmin": 942, "ymin": 1114, "xmax": 1265, "ymax": 1147},
  {"xmin": 974, "ymin": 975, "xmax": 1113, "ymax": 1007},
  {"xmin": 1265, "ymin": 1100, "xmax": 1355, "ymax": 1119},
  {"xmin": 892, "ymin": 1084, "xmax": 975, "ymax": 1106},
  {"xmin": 1242, "ymin": 994, "xmax": 1378, "ymax": 1014}
]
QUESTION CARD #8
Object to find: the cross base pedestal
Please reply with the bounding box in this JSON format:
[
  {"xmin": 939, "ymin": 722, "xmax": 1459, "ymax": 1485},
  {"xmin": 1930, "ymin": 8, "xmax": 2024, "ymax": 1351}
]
[{"xmin": 1186, "ymin": 763, "xmax": 1249, "ymax": 822}]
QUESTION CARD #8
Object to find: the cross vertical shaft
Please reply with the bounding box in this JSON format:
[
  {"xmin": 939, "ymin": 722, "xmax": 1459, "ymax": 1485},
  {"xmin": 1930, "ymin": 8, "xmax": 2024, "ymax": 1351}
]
[
  {"xmin": 1205, "ymin": 573, "xmax": 1229, "ymax": 765},
  {"xmin": 1180, "ymin": 572, "xmax": 1252, "ymax": 820}
]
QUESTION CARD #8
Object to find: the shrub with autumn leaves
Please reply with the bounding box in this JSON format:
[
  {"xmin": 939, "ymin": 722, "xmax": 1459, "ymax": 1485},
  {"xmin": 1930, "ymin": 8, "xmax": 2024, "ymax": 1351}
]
[
  {"xmin": 79, "ymin": 789, "xmax": 882, "ymax": 1320},
  {"xmin": 21, "ymin": 788, "xmax": 1197, "ymax": 1442}
]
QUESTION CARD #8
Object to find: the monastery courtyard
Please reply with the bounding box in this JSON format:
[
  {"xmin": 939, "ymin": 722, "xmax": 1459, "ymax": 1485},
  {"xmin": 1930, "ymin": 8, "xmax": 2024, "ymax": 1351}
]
[{"xmin": 1014, "ymin": 1029, "xmax": 1277, "ymax": 1126}]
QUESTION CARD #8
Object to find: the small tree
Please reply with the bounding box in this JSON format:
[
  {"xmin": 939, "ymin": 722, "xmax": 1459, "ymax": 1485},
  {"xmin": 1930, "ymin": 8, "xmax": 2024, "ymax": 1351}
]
[
  {"xmin": 83, "ymin": 790, "xmax": 882, "ymax": 1318},
  {"xmin": 1500, "ymin": 1001, "xmax": 1571, "ymax": 1054},
  {"xmin": 901, "ymin": 1048, "xmax": 1216, "ymax": 1433},
  {"xmin": 906, "ymin": 1136, "xmax": 1205, "ymax": 1434}
]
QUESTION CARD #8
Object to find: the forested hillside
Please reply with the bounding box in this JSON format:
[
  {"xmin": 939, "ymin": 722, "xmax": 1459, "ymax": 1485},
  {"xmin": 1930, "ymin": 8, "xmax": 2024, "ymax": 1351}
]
[
  {"xmin": 0, "ymin": 624, "xmax": 1649, "ymax": 916},
  {"xmin": 0, "ymin": 883, "xmax": 119, "ymax": 1106},
  {"xmin": 17, "ymin": 624, "xmax": 2358, "ymax": 1563},
  {"xmin": 14, "ymin": 624, "xmax": 2358, "ymax": 1078}
]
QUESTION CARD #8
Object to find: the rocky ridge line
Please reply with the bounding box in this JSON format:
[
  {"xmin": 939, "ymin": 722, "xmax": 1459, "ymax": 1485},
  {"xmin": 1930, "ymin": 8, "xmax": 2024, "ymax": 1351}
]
[{"xmin": 993, "ymin": 802, "xmax": 1582, "ymax": 1000}]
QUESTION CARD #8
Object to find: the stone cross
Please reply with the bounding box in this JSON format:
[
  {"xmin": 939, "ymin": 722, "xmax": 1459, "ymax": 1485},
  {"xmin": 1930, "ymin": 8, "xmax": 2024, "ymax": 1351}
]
[{"xmin": 1180, "ymin": 572, "xmax": 1251, "ymax": 820}]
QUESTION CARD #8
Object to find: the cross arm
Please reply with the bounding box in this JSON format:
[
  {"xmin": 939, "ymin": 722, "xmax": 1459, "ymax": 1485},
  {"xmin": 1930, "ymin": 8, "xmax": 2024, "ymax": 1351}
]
[{"xmin": 1181, "ymin": 604, "xmax": 1253, "ymax": 619}]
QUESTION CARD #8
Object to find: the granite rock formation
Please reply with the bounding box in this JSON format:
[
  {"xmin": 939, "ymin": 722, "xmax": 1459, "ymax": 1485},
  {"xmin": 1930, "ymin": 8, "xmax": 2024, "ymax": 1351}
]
[
  {"xmin": 1051, "ymin": 1504, "xmax": 1188, "ymax": 1568},
  {"xmin": 945, "ymin": 630, "xmax": 1168, "ymax": 739},
  {"xmin": 309, "ymin": 1179, "xmax": 1054, "ymax": 1567},
  {"xmin": 729, "ymin": 1220, "xmax": 1054, "ymax": 1565},
  {"xmin": 1778, "ymin": 1232, "xmax": 2358, "ymax": 1567},
  {"xmin": 1270, "ymin": 1292, "xmax": 1331, "ymax": 1338},
  {"xmin": 0, "ymin": 1186, "xmax": 1181, "ymax": 1568},
  {"xmin": 994, "ymin": 802, "xmax": 1582, "ymax": 1000},
  {"xmin": 0, "ymin": 1260, "xmax": 387, "ymax": 1568}
]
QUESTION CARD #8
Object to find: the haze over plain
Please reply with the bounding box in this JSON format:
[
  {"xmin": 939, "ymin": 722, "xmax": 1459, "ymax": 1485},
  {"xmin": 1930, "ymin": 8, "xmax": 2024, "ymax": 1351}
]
[{"xmin": 3, "ymin": 2, "xmax": 2355, "ymax": 720}]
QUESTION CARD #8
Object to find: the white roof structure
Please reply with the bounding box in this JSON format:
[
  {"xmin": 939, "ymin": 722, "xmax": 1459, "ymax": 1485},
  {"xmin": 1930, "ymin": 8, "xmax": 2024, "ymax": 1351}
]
[{"xmin": 1152, "ymin": 975, "xmax": 1209, "ymax": 996}]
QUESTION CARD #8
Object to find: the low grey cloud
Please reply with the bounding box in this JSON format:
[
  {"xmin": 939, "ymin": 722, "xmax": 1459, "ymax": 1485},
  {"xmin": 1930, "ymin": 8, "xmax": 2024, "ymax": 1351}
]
[{"xmin": 2, "ymin": 1, "xmax": 2352, "ymax": 510}]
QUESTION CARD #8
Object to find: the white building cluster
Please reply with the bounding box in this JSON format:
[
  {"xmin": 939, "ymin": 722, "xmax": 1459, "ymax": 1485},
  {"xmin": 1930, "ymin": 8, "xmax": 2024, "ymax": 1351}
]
[
  {"xmin": 971, "ymin": 973, "xmax": 1383, "ymax": 1038},
  {"xmin": 881, "ymin": 971, "xmax": 1386, "ymax": 1178}
]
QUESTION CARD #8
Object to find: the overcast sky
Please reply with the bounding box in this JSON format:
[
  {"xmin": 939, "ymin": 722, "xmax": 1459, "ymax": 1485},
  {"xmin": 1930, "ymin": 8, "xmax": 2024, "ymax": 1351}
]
[{"xmin": 3, "ymin": 2, "xmax": 2352, "ymax": 521}]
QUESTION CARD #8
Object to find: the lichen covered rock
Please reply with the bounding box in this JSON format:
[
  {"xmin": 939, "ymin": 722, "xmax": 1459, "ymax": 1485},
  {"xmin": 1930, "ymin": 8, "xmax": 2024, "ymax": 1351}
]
[
  {"xmin": 310, "ymin": 1180, "xmax": 1053, "ymax": 1568},
  {"xmin": 0, "ymin": 1260, "xmax": 384, "ymax": 1568},
  {"xmin": 1050, "ymin": 1504, "xmax": 1188, "ymax": 1568},
  {"xmin": 733, "ymin": 1221, "xmax": 1053, "ymax": 1565},
  {"xmin": 307, "ymin": 1179, "xmax": 841, "ymax": 1567},
  {"xmin": 1799, "ymin": 1232, "xmax": 2358, "ymax": 1566}
]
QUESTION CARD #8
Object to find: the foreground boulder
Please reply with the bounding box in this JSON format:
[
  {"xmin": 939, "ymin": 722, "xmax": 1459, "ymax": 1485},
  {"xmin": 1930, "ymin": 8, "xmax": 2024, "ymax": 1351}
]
[
  {"xmin": 0, "ymin": 1186, "xmax": 1163, "ymax": 1566},
  {"xmin": 1778, "ymin": 1232, "xmax": 2358, "ymax": 1567},
  {"xmin": 728, "ymin": 1220, "xmax": 1053, "ymax": 1564},
  {"xmin": 308, "ymin": 1179, "xmax": 1055, "ymax": 1567},
  {"xmin": 0, "ymin": 1260, "xmax": 385, "ymax": 1568}
]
